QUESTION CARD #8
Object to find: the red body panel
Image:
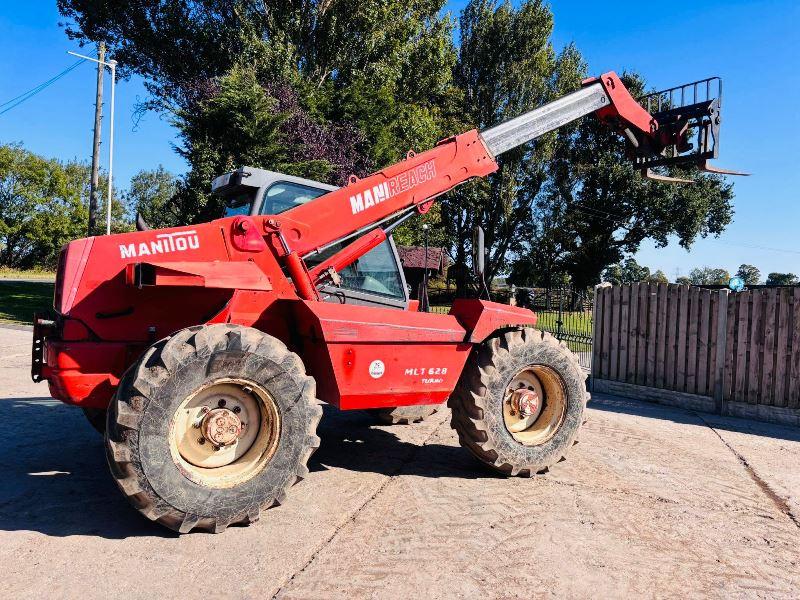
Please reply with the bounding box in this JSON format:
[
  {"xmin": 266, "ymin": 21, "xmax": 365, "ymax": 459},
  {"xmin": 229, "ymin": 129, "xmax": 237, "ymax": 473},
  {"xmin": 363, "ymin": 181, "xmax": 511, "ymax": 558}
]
[
  {"xmin": 44, "ymin": 340, "xmax": 134, "ymax": 406},
  {"xmin": 449, "ymin": 299, "xmax": 538, "ymax": 342},
  {"xmin": 292, "ymin": 301, "xmax": 471, "ymax": 409},
  {"xmin": 586, "ymin": 72, "xmax": 657, "ymax": 137}
]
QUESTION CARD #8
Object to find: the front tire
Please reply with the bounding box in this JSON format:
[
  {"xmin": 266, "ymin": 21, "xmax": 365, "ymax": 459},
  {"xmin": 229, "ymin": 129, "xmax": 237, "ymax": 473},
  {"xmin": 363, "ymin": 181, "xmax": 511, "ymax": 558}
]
[
  {"xmin": 105, "ymin": 324, "xmax": 321, "ymax": 533},
  {"xmin": 449, "ymin": 328, "xmax": 587, "ymax": 476}
]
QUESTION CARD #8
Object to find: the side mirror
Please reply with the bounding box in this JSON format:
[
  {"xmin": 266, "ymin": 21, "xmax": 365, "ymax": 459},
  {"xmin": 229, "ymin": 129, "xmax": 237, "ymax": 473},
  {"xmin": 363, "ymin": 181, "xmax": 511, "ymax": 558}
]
[
  {"xmin": 473, "ymin": 226, "xmax": 485, "ymax": 277},
  {"xmin": 136, "ymin": 212, "xmax": 151, "ymax": 231}
]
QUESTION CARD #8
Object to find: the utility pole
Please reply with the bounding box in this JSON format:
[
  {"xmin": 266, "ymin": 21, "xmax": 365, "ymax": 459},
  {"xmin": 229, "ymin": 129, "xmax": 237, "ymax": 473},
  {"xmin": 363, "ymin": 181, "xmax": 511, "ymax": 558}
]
[
  {"xmin": 72, "ymin": 46, "xmax": 117, "ymax": 235},
  {"xmin": 88, "ymin": 42, "xmax": 105, "ymax": 236}
]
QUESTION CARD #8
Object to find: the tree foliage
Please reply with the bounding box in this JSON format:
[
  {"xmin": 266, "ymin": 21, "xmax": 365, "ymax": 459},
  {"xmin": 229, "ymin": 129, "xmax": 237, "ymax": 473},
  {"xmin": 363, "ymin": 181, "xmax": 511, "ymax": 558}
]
[
  {"xmin": 0, "ymin": 144, "xmax": 89, "ymax": 268},
  {"xmin": 445, "ymin": 0, "xmax": 584, "ymax": 292},
  {"xmin": 170, "ymin": 67, "xmax": 370, "ymax": 223},
  {"xmin": 59, "ymin": 0, "xmax": 456, "ymax": 225},
  {"xmin": 0, "ymin": 144, "xmax": 130, "ymax": 269},
  {"xmin": 688, "ymin": 267, "xmax": 730, "ymax": 285},
  {"xmin": 735, "ymin": 264, "xmax": 761, "ymax": 286},
  {"xmin": 766, "ymin": 272, "xmax": 799, "ymax": 286},
  {"xmin": 125, "ymin": 166, "xmax": 179, "ymax": 229},
  {"xmin": 602, "ymin": 257, "xmax": 652, "ymax": 284}
]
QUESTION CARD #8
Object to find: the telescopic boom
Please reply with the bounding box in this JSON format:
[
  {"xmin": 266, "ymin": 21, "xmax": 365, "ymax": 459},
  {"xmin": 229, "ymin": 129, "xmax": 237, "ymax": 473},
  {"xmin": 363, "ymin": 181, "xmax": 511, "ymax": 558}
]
[{"xmin": 267, "ymin": 71, "xmax": 741, "ymax": 295}]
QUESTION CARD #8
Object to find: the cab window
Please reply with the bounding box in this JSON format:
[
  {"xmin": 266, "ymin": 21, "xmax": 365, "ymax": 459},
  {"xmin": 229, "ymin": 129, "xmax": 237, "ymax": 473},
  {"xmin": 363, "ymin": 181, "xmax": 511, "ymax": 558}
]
[
  {"xmin": 223, "ymin": 190, "xmax": 256, "ymax": 217},
  {"xmin": 260, "ymin": 181, "xmax": 328, "ymax": 215},
  {"xmin": 307, "ymin": 239, "xmax": 405, "ymax": 300}
]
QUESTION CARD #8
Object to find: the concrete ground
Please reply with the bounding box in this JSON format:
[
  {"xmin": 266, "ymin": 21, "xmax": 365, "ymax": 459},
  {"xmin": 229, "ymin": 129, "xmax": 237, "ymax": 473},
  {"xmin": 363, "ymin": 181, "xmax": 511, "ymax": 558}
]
[{"xmin": 1, "ymin": 326, "xmax": 798, "ymax": 599}]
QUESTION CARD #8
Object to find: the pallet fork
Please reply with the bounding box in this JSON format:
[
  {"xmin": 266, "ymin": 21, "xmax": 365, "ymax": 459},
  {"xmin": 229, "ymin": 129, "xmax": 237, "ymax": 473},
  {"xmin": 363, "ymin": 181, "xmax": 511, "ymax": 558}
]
[{"xmin": 594, "ymin": 76, "xmax": 748, "ymax": 182}]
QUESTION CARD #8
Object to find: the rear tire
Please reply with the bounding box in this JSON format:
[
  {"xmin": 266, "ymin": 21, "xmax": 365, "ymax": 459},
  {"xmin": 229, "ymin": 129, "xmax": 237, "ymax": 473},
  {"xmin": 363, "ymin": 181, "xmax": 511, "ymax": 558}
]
[
  {"xmin": 449, "ymin": 328, "xmax": 588, "ymax": 476},
  {"xmin": 105, "ymin": 324, "xmax": 321, "ymax": 533},
  {"xmin": 366, "ymin": 404, "xmax": 439, "ymax": 425}
]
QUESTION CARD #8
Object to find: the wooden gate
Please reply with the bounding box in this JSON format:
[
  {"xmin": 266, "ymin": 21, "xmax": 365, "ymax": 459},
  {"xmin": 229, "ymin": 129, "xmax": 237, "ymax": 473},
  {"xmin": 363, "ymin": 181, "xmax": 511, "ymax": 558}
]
[{"xmin": 592, "ymin": 283, "xmax": 800, "ymax": 425}]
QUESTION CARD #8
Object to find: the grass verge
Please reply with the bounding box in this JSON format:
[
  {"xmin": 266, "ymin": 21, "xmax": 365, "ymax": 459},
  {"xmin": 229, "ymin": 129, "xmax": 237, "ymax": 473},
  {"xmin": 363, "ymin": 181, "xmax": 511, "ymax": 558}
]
[
  {"xmin": 0, "ymin": 268, "xmax": 56, "ymax": 281},
  {"xmin": 0, "ymin": 281, "xmax": 55, "ymax": 325}
]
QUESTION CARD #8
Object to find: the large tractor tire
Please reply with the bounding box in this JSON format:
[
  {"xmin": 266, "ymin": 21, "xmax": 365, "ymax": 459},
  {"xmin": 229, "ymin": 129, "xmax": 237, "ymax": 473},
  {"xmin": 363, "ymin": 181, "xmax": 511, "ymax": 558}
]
[
  {"xmin": 449, "ymin": 328, "xmax": 588, "ymax": 476},
  {"xmin": 105, "ymin": 324, "xmax": 322, "ymax": 533},
  {"xmin": 366, "ymin": 404, "xmax": 439, "ymax": 425}
]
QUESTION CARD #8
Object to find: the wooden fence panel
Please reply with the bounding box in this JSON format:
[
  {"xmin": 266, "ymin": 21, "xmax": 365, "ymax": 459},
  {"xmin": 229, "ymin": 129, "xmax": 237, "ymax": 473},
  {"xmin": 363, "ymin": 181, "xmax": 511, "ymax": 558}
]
[
  {"xmin": 601, "ymin": 286, "xmax": 611, "ymax": 380},
  {"xmin": 774, "ymin": 288, "xmax": 791, "ymax": 407},
  {"xmin": 655, "ymin": 283, "xmax": 668, "ymax": 388},
  {"xmin": 697, "ymin": 290, "xmax": 711, "ymax": 396},
  {"xmin": 724, "ymin": 292, "xmax": 737, "ymax": 401},
  {"xmin": 686, "ymin": 287, "xmax": 700, "ymax": 394},
  {"xmin": 747, "ymin": 291, "xmax": 762, "ymax": 404},
  {"xmin": 790, "ymin": 288, "xmax": 800, "ymax": 409},
  {"xmin": 646, "ymin": 284, "xmax": 658, "ymax": 387},
  {"xmin": 636, "ymin": 284, "xmax": 648, "ymax": 386},
  {"xmin": 676, "ymin": 285, "xmax": 689, "ymax": 392},
  {"xmin": 665, "ymin": 285, "xmax": 679, "ymax": 390},
  {"xmin": 618, "ymin": 285, "xmax": 630, "ymax": 383},
  {"xmin": 733, "ymin": 293, "xmax": 750, "ymax": 402},
  {"xmin": 761, "ymin": 289, "xmax": 777, "ymax": 405},
  {"xmin": 610, "ymin": 285, "xmax": 621, "ymax": 381},
  {"xmin": 593, "ymin": 284, "xmax": 800, "ymax": 415}
]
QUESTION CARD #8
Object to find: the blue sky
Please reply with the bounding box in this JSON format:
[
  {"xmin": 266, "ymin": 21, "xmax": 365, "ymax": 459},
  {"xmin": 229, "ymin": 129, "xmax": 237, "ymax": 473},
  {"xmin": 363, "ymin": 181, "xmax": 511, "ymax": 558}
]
[{"xmin": 0, "ymin": 1, "xmax": 798, "ymax": 279}]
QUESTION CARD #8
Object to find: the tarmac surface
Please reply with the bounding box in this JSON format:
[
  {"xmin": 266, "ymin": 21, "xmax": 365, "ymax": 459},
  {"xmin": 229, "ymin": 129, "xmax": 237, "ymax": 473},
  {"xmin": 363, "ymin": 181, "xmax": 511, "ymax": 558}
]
[{"xmin": 1, "ymin": 326, "xmax": 798, "ymax": 599}]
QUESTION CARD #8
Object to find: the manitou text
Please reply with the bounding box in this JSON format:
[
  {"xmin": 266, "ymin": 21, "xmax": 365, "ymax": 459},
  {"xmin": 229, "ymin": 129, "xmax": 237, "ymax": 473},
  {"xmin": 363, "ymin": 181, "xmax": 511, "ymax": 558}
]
[{"xmin": 119, "ymin": 230, "xmax": 200, "ymax": 259}]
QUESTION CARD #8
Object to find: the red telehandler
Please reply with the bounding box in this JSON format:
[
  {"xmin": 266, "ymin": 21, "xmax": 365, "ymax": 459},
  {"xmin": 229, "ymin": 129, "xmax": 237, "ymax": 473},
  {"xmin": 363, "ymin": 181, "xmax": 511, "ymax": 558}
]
[{"xmin": 32, "ymin": 73, "xmax": 739, "ymax": 533}]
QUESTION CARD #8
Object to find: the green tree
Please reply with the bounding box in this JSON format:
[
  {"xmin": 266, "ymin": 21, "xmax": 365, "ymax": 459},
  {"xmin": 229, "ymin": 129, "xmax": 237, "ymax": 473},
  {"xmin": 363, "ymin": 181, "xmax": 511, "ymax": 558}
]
[
  {"xmin": 735, "ymin": 264, "xmax": 761, "ymax": 286},
  {"xmin": 688, "ymin": 267, "xmax": 730, "ymax": 285},
  {"xmin": 59, "ymin": 0, "xmax": 457, "ymax": 224},
  {"xmin": 513, "ymin": 72, "xmax": 735, "ymax": 289},
  {"xmin": 170, "ymin": 67, "xmax": 367, "ymax": 223},
  {"xmin": 125, "ymin": 166, "xmax": 180, "ymax": 229},
  {"xmin": 602, "ymin": 258, "xmax": 651, "ymax": 284},
  {"xmin": 766, "ymin": 272, "xmax": 799, "ymax": 286},
  {"xmin": 0, "ymin": 144, "xmax": 88, "ymax": 269},
  {"xmin": 648, "ymin": 269, "xmax": 669, "ymax": 284},
  {"xmin": 675, "ymin": 276, "xmax": 691, "ymax": 285},
  {"xmin": 445, "ymin": 0, "xmax": 584, "ymax": 293}
]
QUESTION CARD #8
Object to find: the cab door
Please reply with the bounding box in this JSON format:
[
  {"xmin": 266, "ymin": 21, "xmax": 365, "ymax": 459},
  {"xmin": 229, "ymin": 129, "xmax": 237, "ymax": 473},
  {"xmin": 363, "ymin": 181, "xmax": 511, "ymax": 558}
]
[{"xmin": 307, "ymin": 236, "xmax": 410, "ymax": 310}]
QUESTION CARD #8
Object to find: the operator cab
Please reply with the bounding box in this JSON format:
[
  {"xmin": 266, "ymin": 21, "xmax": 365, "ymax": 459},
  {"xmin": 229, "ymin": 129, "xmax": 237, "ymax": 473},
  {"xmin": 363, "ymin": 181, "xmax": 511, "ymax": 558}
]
[{"xmin": 212, "ymin": 167, "xmax": 410, "ymax": 310}]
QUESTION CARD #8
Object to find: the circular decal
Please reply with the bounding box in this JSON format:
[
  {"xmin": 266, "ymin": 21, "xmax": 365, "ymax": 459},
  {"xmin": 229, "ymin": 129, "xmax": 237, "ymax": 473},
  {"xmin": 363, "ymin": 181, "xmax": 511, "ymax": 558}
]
[{"xmin": 369, "ymin": 360, "xmax": 385, "ymax": 379}]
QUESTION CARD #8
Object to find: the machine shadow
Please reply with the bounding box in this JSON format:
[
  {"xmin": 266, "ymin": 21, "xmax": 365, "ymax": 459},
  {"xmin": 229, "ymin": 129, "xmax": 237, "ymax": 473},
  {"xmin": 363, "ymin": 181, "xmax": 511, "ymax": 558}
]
[
  {"xmin": 589, "ymin": 393, "xmax": 800, "ymax": 443},
  {"xmin": 309, "ymin": 405, "xmax": 503, "ymax": 480},
  {"xmin": 0, "ymin": 398, "xmax": 498, "ymax": 539},
  {"xmin": 0, "ymin": 397, "xmax": 173, "ymax": 540}
]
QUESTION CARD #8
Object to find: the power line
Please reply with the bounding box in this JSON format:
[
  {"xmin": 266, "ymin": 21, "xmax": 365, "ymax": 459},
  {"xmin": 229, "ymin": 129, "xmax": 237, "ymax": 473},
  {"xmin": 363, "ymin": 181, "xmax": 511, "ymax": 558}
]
[
  {"xmin": 0, "ymin": 59, "xmax": 86, "ymax": 116},
  {"xmin": 716, "ymin": 240, "xmax": 800, "ymax": 256},
  {"xmin": 569, "ymin": 205, "xmax": 624, "ymax": 224}
]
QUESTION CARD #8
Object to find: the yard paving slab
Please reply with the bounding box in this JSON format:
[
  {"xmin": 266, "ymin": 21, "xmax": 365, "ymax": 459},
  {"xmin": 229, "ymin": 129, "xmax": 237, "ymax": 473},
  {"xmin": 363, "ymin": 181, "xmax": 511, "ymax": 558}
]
[{"xmin": 0, "ymin": 327, "xmax": 797, "ymax": 599}]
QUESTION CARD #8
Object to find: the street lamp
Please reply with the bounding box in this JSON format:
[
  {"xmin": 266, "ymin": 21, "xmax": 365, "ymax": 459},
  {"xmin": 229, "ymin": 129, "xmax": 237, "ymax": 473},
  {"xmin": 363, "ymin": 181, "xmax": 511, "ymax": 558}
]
[{"xmin": 69, "ymin": 50, "xmax": 117, "ymax": 235}]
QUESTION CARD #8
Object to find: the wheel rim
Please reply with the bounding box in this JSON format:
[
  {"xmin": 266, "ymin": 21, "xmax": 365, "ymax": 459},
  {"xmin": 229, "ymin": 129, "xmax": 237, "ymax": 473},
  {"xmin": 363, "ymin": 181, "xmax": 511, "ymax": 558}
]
[
  {"xmin": 502, "ymin": 365, "xmax": 567, "ymax": 446},
  {"xmin": 169, "ymin": 378, "xmax": 281, "ymax": 488}
]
